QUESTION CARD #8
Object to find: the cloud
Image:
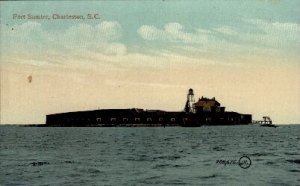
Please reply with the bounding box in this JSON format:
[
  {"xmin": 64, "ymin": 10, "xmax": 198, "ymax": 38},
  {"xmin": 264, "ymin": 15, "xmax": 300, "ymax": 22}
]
[
  {"xmin": 242, "ymin": 19, "xmax": 300, "ymax": 49},
  {"xmin": 1, "ymin": 22, "xmax": 47, "ymax": 52},
  {"xmin": 137, "ymin": 22, "xmax": 208, "ymax": 44},
  {"xmin": 56, "ymin": 22, "xmax": 127, "ymax": 56},
  {"xmin": 137, "ymin": 20, "xmax": 300, "ymax": 59},
  {"xmin": 137, "ymin": 25, "xmax": 164, "ymax": 40},
  {"xmin": 137, "ymin": 22, "xmax": 243, "ymax": 58},
  {"xmin": 1, "ymin": 21, "xmax": 126, "ymax": 57},
  {"xmin": 214, "ymin": 26, "xmax": 238, "ymax": 35},
  {"xmin": 62, "ymin": 21, "xmax": 122, "ymax": 46}
]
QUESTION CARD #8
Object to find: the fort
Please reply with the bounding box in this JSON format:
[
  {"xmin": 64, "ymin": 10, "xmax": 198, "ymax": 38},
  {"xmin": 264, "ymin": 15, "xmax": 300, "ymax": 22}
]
[{"xmin": 46, "ymin": 89, "xmax": 252, "ymax": 127}]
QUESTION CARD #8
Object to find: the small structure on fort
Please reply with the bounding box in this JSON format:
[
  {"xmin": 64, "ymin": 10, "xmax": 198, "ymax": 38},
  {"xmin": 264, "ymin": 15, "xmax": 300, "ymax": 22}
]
[{"xmin": 194, "ymin": 96, "xmax": 225, "ymax": 113}]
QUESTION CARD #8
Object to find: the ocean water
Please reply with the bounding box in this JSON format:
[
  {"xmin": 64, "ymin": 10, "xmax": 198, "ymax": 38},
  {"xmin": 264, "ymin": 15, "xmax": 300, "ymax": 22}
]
[{"xmin": 0, "ymin": 125, "xmax": 299, "ymax": 186}]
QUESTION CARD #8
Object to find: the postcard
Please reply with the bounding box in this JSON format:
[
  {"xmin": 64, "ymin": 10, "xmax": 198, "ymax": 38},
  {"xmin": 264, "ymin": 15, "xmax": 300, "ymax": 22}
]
[{"xmin": 0, "ymin": 1, "xmax": 299, "ymax": 185}]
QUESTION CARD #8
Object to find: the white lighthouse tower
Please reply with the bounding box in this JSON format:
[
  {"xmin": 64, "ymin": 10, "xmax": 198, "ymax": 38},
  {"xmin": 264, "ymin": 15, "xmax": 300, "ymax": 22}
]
[{"xmin": 184, "ymin": 88, "xmax": 195, "ymax": 113}]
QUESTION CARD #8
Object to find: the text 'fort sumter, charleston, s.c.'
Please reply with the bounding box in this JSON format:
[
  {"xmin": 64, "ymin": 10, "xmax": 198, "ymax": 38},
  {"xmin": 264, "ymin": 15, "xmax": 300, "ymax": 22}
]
[{"xmin": 13, "ymin": 14, "xmax": 101, "ymax": 20}]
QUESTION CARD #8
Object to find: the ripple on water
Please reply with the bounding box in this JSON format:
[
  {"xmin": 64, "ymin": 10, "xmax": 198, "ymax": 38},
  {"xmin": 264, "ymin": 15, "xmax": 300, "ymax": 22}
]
[
  {"xmin": 284, "ymin": 152, "xmax": 299, "ymax": 156},
  {"xmin": 212, "ymin": 146, "xmax": 225, "ymax": 151},
  {"xmin": 153, "ymin": 163, "xmax": 172, "ymax": 169},
  {"xmin": 199, "ymin": 174, "xmax": 219, "ymax": 179},
  {"xmin": 265, "ymin": 161, "xmax": 276, "ymax": 165},
  {"xmin": 138, "ymin": 178, "xmax": 164, "ymax": 185},
  {"xmin": 153, "ymin": 163, "xmax": 190, "ymax": 169},
  {"xmin": 153, "ymin": 155, "xmax": 181, "ymax": 161},
  {"xmin": 30, "ymin": 161, "xmax": 50, "ymax": 166},
  {"xmin": 286, "ymin": 159, "xmax": 300, "ymax": 164},
  {"xmin": 289, "ymin": 169, "xmax": 300, "ymax": 173},
  {"xmin": 87, "ymin": 168, "xmax": 103, "ymax": 174},
  {"xmin": 250, "ymin": 152, "xmax": 275, "ymax": 157}
]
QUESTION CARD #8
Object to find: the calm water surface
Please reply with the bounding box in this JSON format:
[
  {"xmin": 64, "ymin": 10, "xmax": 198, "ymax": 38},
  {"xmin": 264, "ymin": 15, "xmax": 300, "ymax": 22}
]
[{"xmin": 0, "ymin": 125, "xmax": 299, "ymax": 185}]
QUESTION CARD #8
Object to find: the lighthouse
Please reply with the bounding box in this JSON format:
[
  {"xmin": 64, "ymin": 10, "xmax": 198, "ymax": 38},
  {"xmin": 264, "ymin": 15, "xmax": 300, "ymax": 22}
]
[{"xmin": 184, "ymin": 88, "xmax": 195, "ymax": 113}]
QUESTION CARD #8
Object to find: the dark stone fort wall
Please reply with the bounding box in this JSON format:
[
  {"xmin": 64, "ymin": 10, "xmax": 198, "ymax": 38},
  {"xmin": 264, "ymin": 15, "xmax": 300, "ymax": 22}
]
[
  {"xmin": 46, "ymin": 110, "xmax": 252, "ymax": 126},
  {"xmin": 46, "ymin": 110, "xmax": 187, "ymax": 126}
]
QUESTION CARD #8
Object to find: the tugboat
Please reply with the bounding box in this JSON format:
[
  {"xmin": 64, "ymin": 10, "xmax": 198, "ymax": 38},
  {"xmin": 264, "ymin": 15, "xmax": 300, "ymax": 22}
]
[
  {"xmin": 257, "ymin": 116, "xmax": 278, "ymax": 128},
  {"xmin": 260, "ymin": 123, "xmax": 277, "ymax": 128}
]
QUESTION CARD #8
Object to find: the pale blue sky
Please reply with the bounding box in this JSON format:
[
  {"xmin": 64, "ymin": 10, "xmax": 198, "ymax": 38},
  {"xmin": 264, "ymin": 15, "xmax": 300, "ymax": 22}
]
[{"xmin": 1, "ymin": 0, "xmax": 299, "ymax": 56}]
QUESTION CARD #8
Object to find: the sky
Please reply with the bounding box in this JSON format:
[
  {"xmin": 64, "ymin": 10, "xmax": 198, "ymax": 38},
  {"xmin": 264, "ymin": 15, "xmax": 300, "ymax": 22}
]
[{"xmin": 0, "ymin": 0, "xmax": 299, "ymax": 124}]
